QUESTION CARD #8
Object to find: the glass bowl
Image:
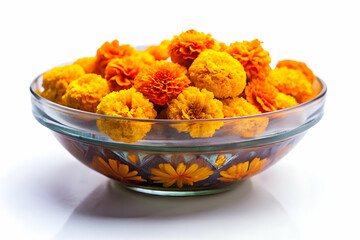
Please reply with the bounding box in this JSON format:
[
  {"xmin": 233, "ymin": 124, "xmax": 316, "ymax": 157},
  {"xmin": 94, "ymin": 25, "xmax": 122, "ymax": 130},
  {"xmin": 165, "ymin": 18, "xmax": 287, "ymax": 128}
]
[{"xmin": 30, "ymin": 72, "xmax": 326, "ymax": 196}]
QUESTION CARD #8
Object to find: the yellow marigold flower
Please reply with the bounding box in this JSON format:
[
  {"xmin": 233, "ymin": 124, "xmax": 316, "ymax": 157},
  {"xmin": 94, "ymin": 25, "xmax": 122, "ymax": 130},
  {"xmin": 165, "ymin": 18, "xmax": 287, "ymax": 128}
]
[
  {"xmin": 94, "ymin": 40, "xmax": 136, "ymax": 76},
  {"xmin": 96, "ymin": 88, "xmax": 157, "ymax": 143},
  {"xmin": 226, "ymin": 39, "xmax": 271, "ymax": 81},
  {"xmin": 72, "ymin": 57, "xmax": 96, "ymax": 73},
  {"xmin": 188, "ymin": 50, "xmax": 247, "ymax": 99},
  {"xmin": 222, "ymin": 97, "xmax": 261, "ymax": 118},
  {"xmin": 41, "ymin": 64, "xmax": 85, "ymax": 104},
  {"xmin": 145, "ymin": 39, "xmax": 171, "ymax": 60},
  {"xmin": 134, "ymin": 61, "xmax": 190, "ymax": 105},
  {"xmin": 62, "ymin": 74, "xmax": 110, "ymax": 112},
  {"xmin": 150, "ymin": 162, "xmax": 213, "ymax": 188},
  {"xmin": 276, "ymin": 59, "xmax": 316, "ymax": 83},
  {"xmin": 245, "ymin": 80, "xmax": 298, "ymax": 112},
  {"xmin": 168, "ymin": 29, "xmax": 219, "ymax": 68},
  {"xmin": 167, "ymin": 87, "xmax": 224, "ymax": 138},
  {"xmin": 92, "ymin": 157, "xmax": 146, "ymax": 182},
  {"xmin": 218, "ymin": 158, "xmax": 269, "ymax": 182},
  {"xmin": 275, "ymin": 92, "xmax": 298, "ymax": 109},
  {"xmin": 267, "ymin": 67, "xmax": 313, "ymax": 103},
  {"xmin": 221, "ymin": 97, "xmax": 268, "ymax": 137}
]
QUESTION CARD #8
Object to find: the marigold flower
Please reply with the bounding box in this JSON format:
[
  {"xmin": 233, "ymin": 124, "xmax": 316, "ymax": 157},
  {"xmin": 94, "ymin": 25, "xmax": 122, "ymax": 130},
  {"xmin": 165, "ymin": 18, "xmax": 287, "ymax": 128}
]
[
  {"xmin": 133, "ymin": 61, "xmax": 190, "ymax": 105},
  {"xmin": 276, "ymin": 59, "xmax": 316, "ymax": 83},
  {"xmin": 267, "ymin": 67, "xmax": 313, "ymax": 103},
  {"xmin": 218, "ymin": 42, "xmax": 228, "ymax": 52},
  {"xmin": 245, "ymin": 80, "xmax": 298, "ymax": 112},
  {"xmin": 94, "ymin": 40, "xmax": 136, "ymax": 76},
  {"xmin": 167, "ymin": 87, "xmax": 224, "ymax": 138},
  {"xmin": 62, "ymin": 74, "xmax": 110, "ymax": 112},
  {"xmin": 226, "ymin": 39, "xmax": 271, "ymax": 81},
  {"xmin": 96, "ymin": 88, "xmax": 157, "ymax": 143},
  {"xmin": 222, "ymin": 97, "xmax": 261, "ymax": 118},
  {"xmin": 150, "ymin": 162, "xmax": 213, "ymax": 188},
  {"xmin": 221, "ymin": 97, "xmax": 268, "ymax": 137},
  {"xmin": 189, "ymin": 50, "xmax": 247, "ymax": 99},
  {"xmin": 41, "ymin": 64, "xmax": 85, "ymax": 104},
  {"xmin": 218, "ymin": 158, "xmax": 269, "ymax": 182},
  {"xmin": 145, "ymin": 40, "xmax": 171, "ymax": 60},
  {"xmin": 73, "ymin": 57, "xmax": 96, "ymax": 73},
  {"xmin": 168, "ymin": 29, "xmax": 219, "ymax": 68},
  {"xmin": 105, "ymin": 55, "xmax": 150, "ymax": 92},
  {"xmin": 92, "ymin": 157, "xmax": 146, "ymax": 182}
]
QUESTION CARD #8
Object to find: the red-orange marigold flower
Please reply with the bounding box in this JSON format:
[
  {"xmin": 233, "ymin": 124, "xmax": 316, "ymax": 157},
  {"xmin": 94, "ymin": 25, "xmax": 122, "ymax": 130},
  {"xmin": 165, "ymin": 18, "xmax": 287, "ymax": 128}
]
[
  {"xmin": 168, "ymin": 29, "xmax": 219, "ymax": 68},
  {"xmin": 226, "ymin": 39, "xmax": 271, "ymax": 81},
  {"xmin": 245, "ymin": 80, "xmax": 298, "ymax": 112},
  {"xmin": 105, "ymin": 55, "xmax": 150, "ymax": 92},
  {"xmin": 276, "ymin": 59, "xmax": 316, "ymax": 83},
  {"xmin": 94, "ymin": 40, "xmax": 136, "ymax": 76},
  {"xmin": 133, "ymin": 61, "xmax": 190, "ymax": 105}
]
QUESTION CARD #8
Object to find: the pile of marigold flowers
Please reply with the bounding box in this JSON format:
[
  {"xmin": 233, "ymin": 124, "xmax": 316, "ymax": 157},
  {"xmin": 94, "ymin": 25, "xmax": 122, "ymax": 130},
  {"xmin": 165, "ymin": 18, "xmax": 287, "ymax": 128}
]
[{"xmin": 40, "ymin": 29, "xmax": 317, "ymax": 142}]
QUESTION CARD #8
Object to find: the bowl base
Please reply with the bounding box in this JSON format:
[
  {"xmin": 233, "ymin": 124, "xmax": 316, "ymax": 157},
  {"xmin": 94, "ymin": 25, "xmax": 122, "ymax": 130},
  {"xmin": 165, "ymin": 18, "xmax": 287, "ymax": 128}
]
[{"xmin": 111, "ymin": 181, "xmax": 242, "ymax": 197}]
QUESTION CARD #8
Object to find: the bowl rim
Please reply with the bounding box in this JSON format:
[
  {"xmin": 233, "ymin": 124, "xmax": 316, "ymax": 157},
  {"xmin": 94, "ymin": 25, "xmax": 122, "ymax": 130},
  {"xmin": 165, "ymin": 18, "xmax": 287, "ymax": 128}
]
[{"xmin": 30, "ymin": 73, "xmax": 327, "ymax": 123}]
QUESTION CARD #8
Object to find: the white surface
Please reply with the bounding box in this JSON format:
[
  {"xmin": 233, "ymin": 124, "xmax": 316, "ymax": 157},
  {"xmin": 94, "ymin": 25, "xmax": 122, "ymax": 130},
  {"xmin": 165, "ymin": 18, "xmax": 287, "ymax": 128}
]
[{"xmin": 1, "ymin": 0, "xmax": 359, "ymax": 239}]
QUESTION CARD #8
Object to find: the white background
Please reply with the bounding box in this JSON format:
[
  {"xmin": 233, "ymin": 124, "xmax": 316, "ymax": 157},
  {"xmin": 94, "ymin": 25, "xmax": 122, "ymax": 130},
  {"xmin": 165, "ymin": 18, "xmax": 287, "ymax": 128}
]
[{"xmin": 1, "ymin": 0, "xmax": 359, "ymax": 239}]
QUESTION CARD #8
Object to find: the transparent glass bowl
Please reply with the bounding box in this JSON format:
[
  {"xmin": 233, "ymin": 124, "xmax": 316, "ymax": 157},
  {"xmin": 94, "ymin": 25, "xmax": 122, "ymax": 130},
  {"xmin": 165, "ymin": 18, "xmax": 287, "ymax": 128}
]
[{"xmin": 30, "ymin": 73, "xmax": 326, "ymax": 196}]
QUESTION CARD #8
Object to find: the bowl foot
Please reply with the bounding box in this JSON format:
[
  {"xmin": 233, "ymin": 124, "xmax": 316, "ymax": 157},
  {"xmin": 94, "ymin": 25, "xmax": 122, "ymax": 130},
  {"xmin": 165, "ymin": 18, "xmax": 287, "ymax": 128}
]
[{"xmin": 110, "ymin": 181, "xmax": 242, "ymax": 197}]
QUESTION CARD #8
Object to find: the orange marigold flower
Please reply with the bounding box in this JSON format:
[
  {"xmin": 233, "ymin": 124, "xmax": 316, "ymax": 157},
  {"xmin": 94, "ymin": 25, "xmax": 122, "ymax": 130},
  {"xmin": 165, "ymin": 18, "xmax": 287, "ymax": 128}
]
[
  {"xmin": 105, "ymin": 56, "xmax": 147, "ymax": 91},
  {"xmin": 276, "ymin": 59, "xmax": 316, "ymax": 83},
  {"xmin": 133, "ymin": 50, "xmax": 156, "ymax": 65},
  {"xmin": 218, "ymin": 158, "xmax": 269, "ymax": 182},
  {"xmin": 92, "ymin": 157, "xmax": 146, "ymax": 182},
  {"xmin": 167, "ymin": 87, "xmax": 224, "ymax": 138},
  {"xmin": 62, "ymin": 74, "xmax": 110, "ymax": 112},
  {"xmin": 41, "ymin": 65, "xmax": 85, "ymax": 104},
  {"xmin": 168, "ymin": 29, "xmax": 219, "ymax": 68},
  {"xmin": 218, "ymin": 42, "xmax": 228, "ymax": 52},
  {"xmin": 222, "ymin": 97, "xmax": 269, "ymax": 137},
  {"xmin": 189, "ymin": 50, "xmax": 247, "ymax": 99},
  {"xmin": 133, "ymin": 61, "xmax": 190, "ymax": 105},
  {"xmin": 226, "ymin": 39, "xmax": 271, "ymax": 81},
  {"xmin": 145, "ymin": 39, "xmax": 171, "ymax": 60},
  {"xmin": 94, "ymin": 40, "xmax": 136, "ymax": 76},
  {"xmin": 150, "ymin": 162, "xmax": 213, "ymax": 188},
  {"xmin": 96, "ymin": 88, "xmax": 157, "ymax": 143},
  {"xmin": 245, "ymin": 80, "xmax": 298, "ymax": 112},
  {"xmin": 267, "ymin": 67, "xmax": 313, "ymax": 103},
  {"xmin": 72, "ymin": 57, "xmax": 96, "ymax": 73}
]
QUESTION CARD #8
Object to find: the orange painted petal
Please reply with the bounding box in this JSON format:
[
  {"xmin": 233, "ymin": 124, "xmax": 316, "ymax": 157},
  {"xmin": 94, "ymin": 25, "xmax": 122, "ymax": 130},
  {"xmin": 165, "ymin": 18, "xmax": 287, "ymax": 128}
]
[
  {"xmin": 126, "ymin": 170, "xmax": 139, "ymax": 178},
  {"xmin": 163, "ymin": 164, "xmax": 177, "ymax": 176},
  {"xmin": 163, "ymin": 179, "xmax": 177, "ymax": 188},
  {"xmin": 176, "ymin": 162, "xmax": 186, "ymax": 175},
  {"xmin": 150, "ymin": 168, "xmax": 171, "ymax": 178},
  {"xmin": 118, "ymin": 164, "xmax": 130, "ymax": 177},
  {"xmin": 184, "ymin": 164, "xmax": 199, "ymax": 175},
  {"xmin": 127, "ymin": 176, "xmax": 146, "ymax": 182},
  {"xmin": 177, "ymin": 178, "xmax": 183, "ymax": 188}
]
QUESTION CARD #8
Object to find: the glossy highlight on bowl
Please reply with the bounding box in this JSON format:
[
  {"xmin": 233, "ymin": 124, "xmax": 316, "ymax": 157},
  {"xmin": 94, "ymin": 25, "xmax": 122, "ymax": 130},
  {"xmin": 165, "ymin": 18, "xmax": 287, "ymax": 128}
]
[{"xmin": 30, "ymin": 74, "xmax": 326, "ymax": 196}]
